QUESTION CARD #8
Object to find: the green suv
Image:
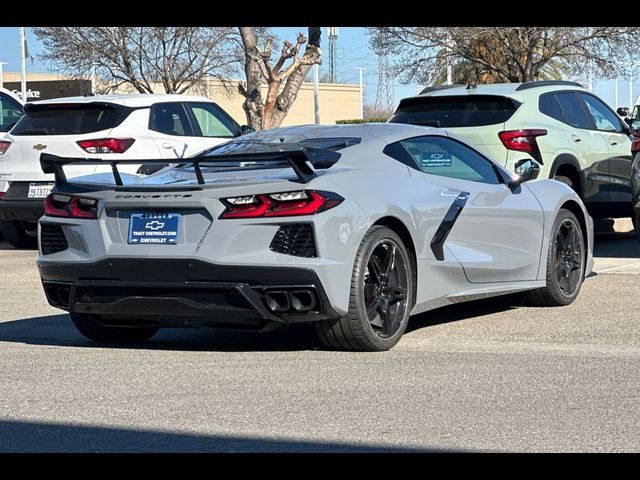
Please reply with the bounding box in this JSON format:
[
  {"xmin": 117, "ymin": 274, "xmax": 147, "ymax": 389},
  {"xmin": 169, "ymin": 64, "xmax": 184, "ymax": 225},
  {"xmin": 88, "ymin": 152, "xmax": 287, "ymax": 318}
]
[{"xmin": 390, "ymin": 80, "xmax": 633, "ymax": 220}]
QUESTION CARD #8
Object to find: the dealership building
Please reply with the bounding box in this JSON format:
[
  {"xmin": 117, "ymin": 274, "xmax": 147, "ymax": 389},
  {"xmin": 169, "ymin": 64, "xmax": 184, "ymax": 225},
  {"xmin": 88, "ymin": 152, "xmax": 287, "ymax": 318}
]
[{"xmin": 2, "ymin": 72, "xmax": 362, "ymax": 126}]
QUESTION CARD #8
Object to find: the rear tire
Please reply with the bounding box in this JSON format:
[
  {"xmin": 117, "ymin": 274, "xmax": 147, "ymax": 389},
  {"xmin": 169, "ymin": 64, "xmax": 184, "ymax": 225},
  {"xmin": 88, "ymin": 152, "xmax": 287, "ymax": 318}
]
[
  {"xmin": 70, "ymin": 313, "xmax": 158, "ymax": 343},
  {"xmin": 0, "ymin": 220, "xmax": 37, "ymax": 248},
  {"xmin": 553, "ymin": 174, "xmax": 574, "ymax": 190},
  {"xmin": 526, "ymin": 209, "xmax": 585, "ymax": 306},
  {"xmin": 314, "ymin": 226, "xmax": 414, "ymax": 352}
]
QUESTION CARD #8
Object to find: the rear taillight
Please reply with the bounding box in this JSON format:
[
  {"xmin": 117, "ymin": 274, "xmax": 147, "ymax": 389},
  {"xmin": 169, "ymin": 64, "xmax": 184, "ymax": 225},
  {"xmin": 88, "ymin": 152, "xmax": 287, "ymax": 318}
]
[
  {"xmin": 498, "ymin": 129, "xmax": 547, "ymax": 162},
  {"xmin": 77, "ymin": 138, "xmax": 135, "ymax": 154},
  {"xmin": 632, "ymin": 130, "xmax": 640, "ymax": 153},
  {"xmin": 0, "ymin": 141, "xmax": 11, "ymax": 155},
  {"xmin": 44, "ymin": 194, "xmax": 98, "ymax": 219},
  {"xmin": 219, "ymin": 190, "xmax": 343, "ymax": 219}
]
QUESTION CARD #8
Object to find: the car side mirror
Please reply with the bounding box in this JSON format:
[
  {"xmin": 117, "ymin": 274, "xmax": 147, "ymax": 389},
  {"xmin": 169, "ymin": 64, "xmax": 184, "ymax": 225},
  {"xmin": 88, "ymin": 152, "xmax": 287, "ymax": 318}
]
[
  {"xmin": 508, "ymin": 158, "xmax": 541, "ymax": 190},
  {"xmin": 240, "ymin": 125, "xmax": 255, "ymax": 135},
  {"xmin": 631, "ymin": 119, "xmax": 640, "ymax": 133}
]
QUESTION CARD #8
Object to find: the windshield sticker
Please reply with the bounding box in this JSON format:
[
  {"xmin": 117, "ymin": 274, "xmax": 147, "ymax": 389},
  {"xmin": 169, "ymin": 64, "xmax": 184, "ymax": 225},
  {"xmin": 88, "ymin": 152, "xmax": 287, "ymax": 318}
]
[{"xmin": 421, "ymin": 152, "xmax": 453, "ymax": 168}]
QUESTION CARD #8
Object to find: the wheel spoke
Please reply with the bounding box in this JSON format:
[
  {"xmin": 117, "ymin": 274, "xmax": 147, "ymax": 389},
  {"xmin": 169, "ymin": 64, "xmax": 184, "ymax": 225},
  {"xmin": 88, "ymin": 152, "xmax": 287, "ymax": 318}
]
[
  {"xmin": 368, "ymin": 256, "xmax": 382, "ymax": 283},
  {"xmin": 366, "ymin": 297, "xmax": 381, "ymax": 322},
  {"xmin": 565, "ymin": 226, "xmax": 576, "ymax": 250},
  {"xmin": 554, "ymin": 260, "xmax": 566, "ymax": 280},
  {"xmin": 556, "ymin": 228, "xmax": 568, "ymax": 250},
  {"xmin": 381, "ymin": 245, "xmax": 396, "ymax": 277},
  {"xmin": 389, "ymin": 286, "xmax": 407, "ymax": 305},
  {"xmin": 378, "ymin": 298, "xmax": 393, "ymax": 335},
  {"xmin": 567, "ymin": 266, "xmax": 581, "ymax": 293},
  {"xmin": 557, "ymin": 271, "xmax": 569, "ymax": 292}
]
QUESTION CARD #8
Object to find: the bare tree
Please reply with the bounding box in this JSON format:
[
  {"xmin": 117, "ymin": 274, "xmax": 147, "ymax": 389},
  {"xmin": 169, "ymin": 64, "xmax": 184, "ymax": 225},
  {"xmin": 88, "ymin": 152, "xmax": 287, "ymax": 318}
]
[
  {"xmin": 369, "ymin": 27, "xmax": 640, "ymax": 86},
  {"xmin": 33, "ymin": 27, "xmax": 238, "ymax": 94},
  {"xmin": 238, "ymin": 27, "xmax": 322, "ymax": 130}
]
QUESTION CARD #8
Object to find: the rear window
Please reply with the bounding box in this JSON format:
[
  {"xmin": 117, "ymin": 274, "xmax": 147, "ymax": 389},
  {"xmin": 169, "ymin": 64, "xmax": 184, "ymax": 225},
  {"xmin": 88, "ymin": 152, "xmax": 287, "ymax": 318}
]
[
  {"xmin": 11, "ymin": 103, "xmax": 129, "ymax": 136},
  {"xmin": 389, "ymin": 95, "xmax": 519, "ymax": 128}
]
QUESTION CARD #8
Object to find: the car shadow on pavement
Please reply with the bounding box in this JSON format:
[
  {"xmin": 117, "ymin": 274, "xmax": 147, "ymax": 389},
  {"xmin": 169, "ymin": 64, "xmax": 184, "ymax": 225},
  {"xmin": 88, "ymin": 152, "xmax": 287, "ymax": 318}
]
[
  {"xmin": 0, "ymin": 419, "xmax": 457, "ymax": 453},
  {"xmin": 0, "ymin": 313, "xmax": 325, "ymax": 352},
  {"xmin": 407, "ymin": 294, "xmax": 519, "ymax": 334}
]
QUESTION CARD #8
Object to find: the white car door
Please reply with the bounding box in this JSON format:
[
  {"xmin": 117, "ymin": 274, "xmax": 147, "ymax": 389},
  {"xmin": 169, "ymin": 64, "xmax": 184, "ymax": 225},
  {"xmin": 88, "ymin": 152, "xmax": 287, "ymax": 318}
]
[
  {"xmin": 148, "ymin": 102, "xmax": 207, "ymax": 159},
  {"xmin": 401, "ymin": 135, "xmax": 544, "ymax": 283}
]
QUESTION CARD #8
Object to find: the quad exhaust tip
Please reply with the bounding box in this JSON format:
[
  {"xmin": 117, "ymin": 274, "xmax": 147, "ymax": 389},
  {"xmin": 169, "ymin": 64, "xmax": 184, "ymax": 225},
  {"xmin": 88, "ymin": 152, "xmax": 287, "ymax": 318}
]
[{"xmin": 264, "ymin": 289, "xmax": 318, "ymax": 313}]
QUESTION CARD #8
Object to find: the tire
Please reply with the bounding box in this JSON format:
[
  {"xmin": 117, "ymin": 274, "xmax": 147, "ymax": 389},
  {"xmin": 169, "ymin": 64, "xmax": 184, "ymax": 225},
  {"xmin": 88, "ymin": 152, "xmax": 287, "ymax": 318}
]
[
  {"xmin": 527, "ymin": 209, "xmax": 585, "ymax": 306},
  {"xmin": 314, "ymin": 225, "xmax": 414, "ymax": 352},
  {"xmin": 553, "ymin": 174, "xmax": 574, "ymax": 190},
  {"xmin": 70, "ymin": 313, "xmax": 158, "ymax": 343},
  {"xmin": 0, "ymin": 220, "xmax": 37, "ymax": 248}
]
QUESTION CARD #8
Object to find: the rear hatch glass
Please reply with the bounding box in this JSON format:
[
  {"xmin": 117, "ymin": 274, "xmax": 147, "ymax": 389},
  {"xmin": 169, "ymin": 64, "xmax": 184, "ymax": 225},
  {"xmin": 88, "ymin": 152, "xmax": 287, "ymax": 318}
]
[
  {"xmin": 389, "ymin": 95, "xmax": 519, "ymax": 128},
  {"xmin": 11, "ymin": 103, "xmax": 129, "ymax": 136}
]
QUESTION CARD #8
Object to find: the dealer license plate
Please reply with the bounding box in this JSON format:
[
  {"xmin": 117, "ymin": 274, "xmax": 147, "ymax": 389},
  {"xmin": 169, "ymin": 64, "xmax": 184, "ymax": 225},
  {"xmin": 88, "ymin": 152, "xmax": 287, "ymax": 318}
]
[
  {"xmin": 128, "ymin": 213, "xmax": 180, "ymax": 245},
  {"xmin": 27, "ymin": 182, "xmax": 55, "ymax": 198}
]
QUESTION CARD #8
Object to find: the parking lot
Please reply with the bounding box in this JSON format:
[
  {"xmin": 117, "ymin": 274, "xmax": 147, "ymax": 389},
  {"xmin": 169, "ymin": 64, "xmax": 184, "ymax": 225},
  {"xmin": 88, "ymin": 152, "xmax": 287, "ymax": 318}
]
[{"xmin": 0, "ymin": 220, "xmax": 638, "ymax": 452}]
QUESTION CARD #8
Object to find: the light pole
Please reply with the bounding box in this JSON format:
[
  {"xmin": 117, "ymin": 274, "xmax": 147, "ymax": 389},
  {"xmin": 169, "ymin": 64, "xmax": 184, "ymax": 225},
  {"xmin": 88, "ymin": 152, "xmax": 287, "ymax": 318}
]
[
  {"xmin": 313, "ymin": 64, "xmax": 320, "ymax": 125},
  {"xmin": 614, "ymin": 78, "xmax": 619, "ymax": 109},
  {"xmin": 0, "ymin": 62, "xmax": 7, "ymax": 89},
  {"xmin": 19, "ymin": 27, "xmax": 27, "ymax": 102},
  {"xmin": 356, "ymin": 67, "xmax": 365, "ymax": 119}
]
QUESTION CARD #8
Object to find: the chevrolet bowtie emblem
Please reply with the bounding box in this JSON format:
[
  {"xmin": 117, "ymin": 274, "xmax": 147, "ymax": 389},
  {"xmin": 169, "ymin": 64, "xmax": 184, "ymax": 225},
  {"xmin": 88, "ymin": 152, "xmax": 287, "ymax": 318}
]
[{"xmin": 33, "ymin": 144, "xmax": 47, "ymax": 151}]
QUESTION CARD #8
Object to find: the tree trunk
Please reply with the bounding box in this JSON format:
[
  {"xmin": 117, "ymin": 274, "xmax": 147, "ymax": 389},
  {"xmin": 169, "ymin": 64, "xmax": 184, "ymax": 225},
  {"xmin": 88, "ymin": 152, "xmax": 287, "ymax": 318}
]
[
  {"xmin": 238, "ymin": 27, "xmax": 264, "ymax": 130},
  {"xmin": 268, "ymin": 27, "xmax": 321, "ymax": 129}
]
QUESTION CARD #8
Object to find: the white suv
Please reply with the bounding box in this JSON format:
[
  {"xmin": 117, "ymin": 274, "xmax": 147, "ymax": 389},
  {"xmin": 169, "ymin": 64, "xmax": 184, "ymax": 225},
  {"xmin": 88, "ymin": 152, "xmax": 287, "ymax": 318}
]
[
  {"xmin": 390, "ymin": 80, "xmax": 633, "ymax": 222},
  {"xmin": 0, "ymin": 94, "xmax": 250, "ymax": 247}
]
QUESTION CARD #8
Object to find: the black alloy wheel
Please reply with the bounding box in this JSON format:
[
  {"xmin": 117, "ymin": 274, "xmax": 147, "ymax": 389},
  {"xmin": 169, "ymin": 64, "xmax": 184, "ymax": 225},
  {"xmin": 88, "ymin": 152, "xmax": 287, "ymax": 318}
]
[{"xmin": 363, "ymin": 240, "xmax": 409, "ymax": 339}]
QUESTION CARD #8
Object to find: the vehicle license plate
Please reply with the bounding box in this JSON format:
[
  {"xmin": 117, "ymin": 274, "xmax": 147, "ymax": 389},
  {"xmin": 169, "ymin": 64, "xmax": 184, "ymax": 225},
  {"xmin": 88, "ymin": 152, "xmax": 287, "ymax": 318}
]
[
  {"xmin": 27, "ymin": 182, "xmax": 55, "ymax": 198},
  {"xmin": 128, "ymin": 213, "xmax": 180, "ymax": 245}
]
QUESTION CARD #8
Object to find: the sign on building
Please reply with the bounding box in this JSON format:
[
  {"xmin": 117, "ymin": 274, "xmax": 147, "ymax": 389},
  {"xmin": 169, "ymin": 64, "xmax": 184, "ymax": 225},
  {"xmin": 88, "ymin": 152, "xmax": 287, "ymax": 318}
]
[{"xmin": 4, "ymin": 79, "xmax": 91, "ymax": 102}]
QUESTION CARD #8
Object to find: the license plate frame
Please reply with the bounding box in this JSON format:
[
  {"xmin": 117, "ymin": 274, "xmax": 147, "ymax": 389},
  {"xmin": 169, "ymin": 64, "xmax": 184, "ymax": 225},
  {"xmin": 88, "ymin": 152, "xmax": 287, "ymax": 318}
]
[{"xmin": 128, "ymin": 212, "xmax": 180, "ymax": 245}]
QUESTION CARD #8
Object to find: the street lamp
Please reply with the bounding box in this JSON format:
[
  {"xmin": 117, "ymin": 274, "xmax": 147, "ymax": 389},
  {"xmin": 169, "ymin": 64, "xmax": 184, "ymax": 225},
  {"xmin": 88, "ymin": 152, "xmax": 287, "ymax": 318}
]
[{"xmin": 0, "ymin": 62, "xmax": 7, "ymax": 89}]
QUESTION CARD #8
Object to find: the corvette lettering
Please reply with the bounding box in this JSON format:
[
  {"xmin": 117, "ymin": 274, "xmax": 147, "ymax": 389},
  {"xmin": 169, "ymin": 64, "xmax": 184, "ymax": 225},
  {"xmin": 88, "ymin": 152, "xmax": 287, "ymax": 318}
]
[{"xmin": 114, "ymin": 194, "xmax": 193, "ymax": 199}]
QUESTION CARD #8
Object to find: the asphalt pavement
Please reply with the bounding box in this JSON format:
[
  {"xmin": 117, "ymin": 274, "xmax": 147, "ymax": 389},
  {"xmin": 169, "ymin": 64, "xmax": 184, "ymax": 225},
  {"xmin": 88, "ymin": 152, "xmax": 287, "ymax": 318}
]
[{"xmin": 0, "ymin": 223, "xmax": 638, "ymax": 452}]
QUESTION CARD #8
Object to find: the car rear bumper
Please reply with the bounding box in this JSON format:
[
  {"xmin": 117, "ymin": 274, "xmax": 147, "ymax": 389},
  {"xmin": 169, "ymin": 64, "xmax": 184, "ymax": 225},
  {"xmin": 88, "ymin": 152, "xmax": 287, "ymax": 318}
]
[
  {"xmin": 0, "ymin": 197, "xmax": 45, "ymax": 221},
  {"xmin": 38, "ymin": 258, "xmax": 339, "ymax": 331}
]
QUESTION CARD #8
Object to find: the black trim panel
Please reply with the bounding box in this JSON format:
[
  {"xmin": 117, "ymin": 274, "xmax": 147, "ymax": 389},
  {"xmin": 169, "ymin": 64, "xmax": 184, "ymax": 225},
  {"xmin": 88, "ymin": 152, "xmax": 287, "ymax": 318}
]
[
  {"xmin": 430, "ymin": 191, "xmax": 469, "ymax": 261},
  {"xmin": 38, "ymin": 258, "xmax": 339, "ymax": 328}
]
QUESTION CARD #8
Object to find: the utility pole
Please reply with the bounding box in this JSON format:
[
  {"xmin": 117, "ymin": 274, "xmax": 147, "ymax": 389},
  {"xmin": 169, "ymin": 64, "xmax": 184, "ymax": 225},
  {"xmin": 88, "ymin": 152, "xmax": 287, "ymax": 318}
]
[
  {"xmin": 356, "ymin": 67, "xmax": 365, "ymax": 119},
  {"xmin": 313, "ymin": 64, "xmax": 320, "ymax": 124},
  {"xmin": 0, "ymin": 62, "xmax": 7, "ymax": 89},
  {"xmin": 19, "ymin": 27, "xmax": 27, "ymax": 102},
  {"xmin": 328, "ymin": 27, "xmax": 339, "ymax": 83}
]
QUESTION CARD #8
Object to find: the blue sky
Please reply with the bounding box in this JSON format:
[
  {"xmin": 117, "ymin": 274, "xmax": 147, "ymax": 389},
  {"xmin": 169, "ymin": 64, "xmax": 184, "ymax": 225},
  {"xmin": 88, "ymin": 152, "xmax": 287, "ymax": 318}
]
[{"xmin": 1, "ymin": 26, "xmax": 639, "ymax": 110}]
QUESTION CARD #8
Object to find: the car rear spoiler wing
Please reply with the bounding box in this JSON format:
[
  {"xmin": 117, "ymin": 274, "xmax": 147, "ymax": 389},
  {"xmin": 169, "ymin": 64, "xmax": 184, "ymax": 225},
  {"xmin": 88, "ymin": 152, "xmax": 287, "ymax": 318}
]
[{"xmin": 39, "ymin": 146, "xmax": 342, "ymax": 187}]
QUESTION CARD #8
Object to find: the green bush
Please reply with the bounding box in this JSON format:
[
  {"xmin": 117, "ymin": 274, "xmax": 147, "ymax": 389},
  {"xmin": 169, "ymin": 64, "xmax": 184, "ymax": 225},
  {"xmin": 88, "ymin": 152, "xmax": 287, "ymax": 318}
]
[{"xmin": 335, "ymin": 118, "xmax": 389, "ymax": 124}]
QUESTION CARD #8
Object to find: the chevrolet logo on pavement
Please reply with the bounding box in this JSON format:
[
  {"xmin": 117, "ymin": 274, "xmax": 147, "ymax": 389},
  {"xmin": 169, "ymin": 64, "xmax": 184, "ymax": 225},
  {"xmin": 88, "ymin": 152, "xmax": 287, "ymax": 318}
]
[{"xmin": 33, "ymin": 144, "xmax": 47, "ymax": 151}]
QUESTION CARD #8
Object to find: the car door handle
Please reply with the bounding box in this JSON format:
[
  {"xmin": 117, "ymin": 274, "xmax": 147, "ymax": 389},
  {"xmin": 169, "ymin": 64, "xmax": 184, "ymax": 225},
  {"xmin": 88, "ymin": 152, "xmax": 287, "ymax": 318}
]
[
  {"xmin": 161, "ymin": 143, "xmax": 174, "ymax": 149},
  {"xmin": 609, "ymin": 139, "xmax": 619, "ymax": 146},
  {"xmin": 571, "ymin": 135, "xmax": 582, "ymax": 143}
]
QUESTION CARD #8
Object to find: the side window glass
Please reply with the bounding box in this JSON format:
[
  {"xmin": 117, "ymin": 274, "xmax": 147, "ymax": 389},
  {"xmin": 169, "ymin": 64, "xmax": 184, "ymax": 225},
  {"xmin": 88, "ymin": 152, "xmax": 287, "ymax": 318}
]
[
  {"xmin": 555, "ymin": 92, "xmax": 591, "ymax": 129},
  {"xmin": 539, "ymin": 93, "xmax": 564, "ymax": 122},
  {"xmin": 580, "ymin": 94, "xmax": 622, "ymax": 132},
  {"xmin": 0, "ymin": 93, "xmax": 24, "ymax": 132},
  {"xmin": 149, "ymin": 103, "xmax": 192, "ymax": 136},
  {"xmin": 398, "ymin": 136, "xmax": 501, "ymax": 184},
  {"xmin": 187, "ymin": 102, "xmax": 237, "ymax": 137}
]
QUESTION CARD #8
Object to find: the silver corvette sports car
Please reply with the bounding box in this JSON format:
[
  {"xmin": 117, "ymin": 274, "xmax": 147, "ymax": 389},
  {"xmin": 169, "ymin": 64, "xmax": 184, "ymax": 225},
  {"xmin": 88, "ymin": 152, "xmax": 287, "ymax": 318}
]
[{"xmin": 36, "ymin": 123, "xmax": 593, "ymax": 351}]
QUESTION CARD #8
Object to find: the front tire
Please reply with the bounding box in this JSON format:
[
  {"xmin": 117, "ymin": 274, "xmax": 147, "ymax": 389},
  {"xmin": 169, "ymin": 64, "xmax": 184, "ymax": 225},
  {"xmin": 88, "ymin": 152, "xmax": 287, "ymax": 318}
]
[
  {"xmin": 0, "ymin": 220, "xmax": 37, "ymax": 248},
  {"xmin": 527, "ymin": 209, "xmax": 585, "ymax": 306},
  {"xmin": 314, "ymin": 226, "xmax": 414, "ymax": 352},
  {"xmin": 70, "ymin": 313, "xmax": 159, "ymax": 343}
]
